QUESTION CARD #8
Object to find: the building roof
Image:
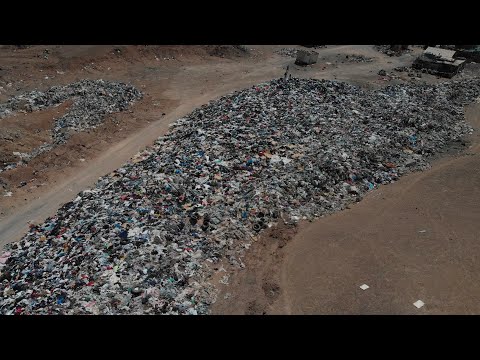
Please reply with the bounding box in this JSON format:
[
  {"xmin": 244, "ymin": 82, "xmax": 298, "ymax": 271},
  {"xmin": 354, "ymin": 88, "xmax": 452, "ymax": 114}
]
[{"xmin": 424, "ymin": 47, "xmax": 457, "ymax": 62}]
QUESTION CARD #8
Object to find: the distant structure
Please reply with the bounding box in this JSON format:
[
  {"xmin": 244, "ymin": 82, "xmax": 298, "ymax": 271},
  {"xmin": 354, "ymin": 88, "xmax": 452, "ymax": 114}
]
[
  {"xmin": 412, "ymin": 47, "xmax": 466, "ymax": 78},
  {"xmin": 295, "ymin": 49, "xmax": 319, "ymax": 66}
]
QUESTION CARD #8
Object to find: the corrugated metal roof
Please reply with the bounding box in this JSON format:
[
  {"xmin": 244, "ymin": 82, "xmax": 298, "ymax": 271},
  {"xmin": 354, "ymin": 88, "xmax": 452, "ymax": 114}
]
[{"xmin": 424, "ymin": 47, "xmax": 457, "ymax": 61}]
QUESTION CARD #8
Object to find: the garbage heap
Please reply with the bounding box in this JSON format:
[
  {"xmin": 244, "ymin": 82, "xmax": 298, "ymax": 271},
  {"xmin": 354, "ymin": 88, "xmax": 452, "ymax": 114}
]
[
  {"xmin": 275, "ymin": 48, "xmax": 298, "ymax": 57},
  {"xmin": 1, "ymin": 77, "xmax": 479, "ymax": 315},
  {"xmin": 344, "ymin": 54, "xmax": 374, "ymax": 63},
  {"xmin": 375, "ymin": 45, "xmax": 410, "ymax": 57},
  {"xmin": 0, "ymin": 80, "xmax": 142, "ymax": 172}
]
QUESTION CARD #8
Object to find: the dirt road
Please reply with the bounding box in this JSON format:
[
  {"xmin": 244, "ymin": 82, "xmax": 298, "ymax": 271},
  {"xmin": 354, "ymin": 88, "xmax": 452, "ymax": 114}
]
[{"xmin": 212, "ymin": 103, "xmax": 480, "ymax": 315}]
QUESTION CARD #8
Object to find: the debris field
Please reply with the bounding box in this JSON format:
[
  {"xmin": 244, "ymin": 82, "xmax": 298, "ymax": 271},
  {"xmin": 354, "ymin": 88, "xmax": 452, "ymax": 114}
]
[
  {"xmin": 1, "ymin": 76, "xmax": 479, "ymax": 315},
  {"xmin": 0, "ymin": 80, "xmax": 142, "ymax": 173}
]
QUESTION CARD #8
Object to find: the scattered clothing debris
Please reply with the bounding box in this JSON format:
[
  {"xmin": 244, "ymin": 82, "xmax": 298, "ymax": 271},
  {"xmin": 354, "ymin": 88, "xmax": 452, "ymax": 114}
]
[
  {"xmin": 375, "ymin": 45, "xmax": 411, "ymax": 57},
  {"xmin": 276, "ymin": 48, "xmax": 298, "ymax": 58},
  {"xmin": 343, "ymin": 54, "xmax": 374, "ymax": 63},
  {"xmin": 0, "ymin": 80, "xmax": 142, "ymax": 173}
]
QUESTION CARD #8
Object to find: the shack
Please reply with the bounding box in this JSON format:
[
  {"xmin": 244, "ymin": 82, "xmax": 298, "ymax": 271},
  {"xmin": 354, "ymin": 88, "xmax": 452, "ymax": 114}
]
[{"xmin": 412, "ymin": 47, "xmax": 466, "ymax": 78}]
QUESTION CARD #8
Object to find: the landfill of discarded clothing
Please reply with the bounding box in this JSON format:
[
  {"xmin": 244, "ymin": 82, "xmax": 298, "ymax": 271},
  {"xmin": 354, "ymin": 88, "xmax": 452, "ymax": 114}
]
[{"xmin": 1, "ymin": 76, "xmax": 479, "ymax": 315}]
